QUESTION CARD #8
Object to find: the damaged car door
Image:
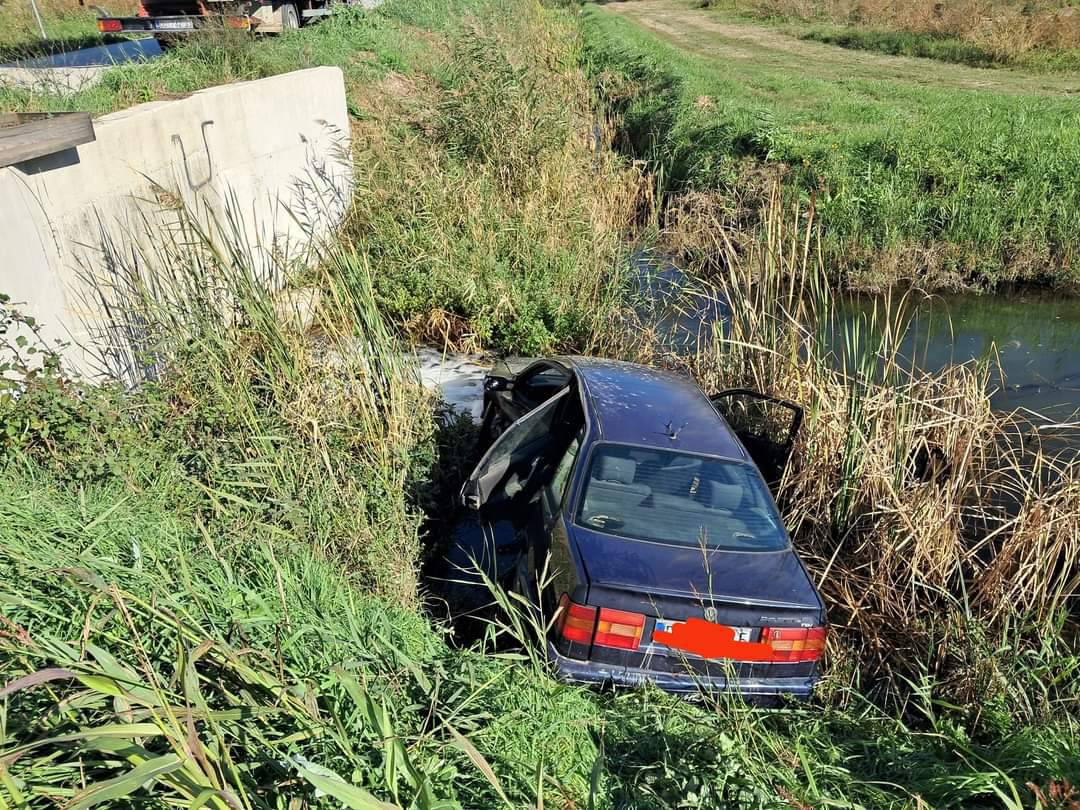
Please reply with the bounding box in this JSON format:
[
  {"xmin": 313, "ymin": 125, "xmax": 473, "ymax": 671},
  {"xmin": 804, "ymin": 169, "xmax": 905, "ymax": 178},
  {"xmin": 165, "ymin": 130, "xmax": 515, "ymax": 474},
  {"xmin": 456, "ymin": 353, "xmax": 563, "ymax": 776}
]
[
  {"xmin": 709, "ymin": 389, "xmax": 803, "ymax": 489},
  {"xmin": 462, "ymin": 386, "xmax": 572, "ymax": 513},
  {"xmin": 479, "ymin": 360, "xmax": 572, "ymax": 449}
]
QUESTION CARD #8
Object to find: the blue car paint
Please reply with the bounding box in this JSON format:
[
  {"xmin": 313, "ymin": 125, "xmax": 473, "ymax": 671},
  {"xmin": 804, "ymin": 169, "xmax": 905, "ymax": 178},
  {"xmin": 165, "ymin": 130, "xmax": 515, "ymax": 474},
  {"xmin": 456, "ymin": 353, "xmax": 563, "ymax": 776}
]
[
  {"xmin": 480, "ymin": 357, "xmax": 826, "ymax": 700},
  {"xmin": 569, "ymin": 356, "xmax": 748, "ymax": 458},
  {"xmin": 570, "ymin": 525, "xmax": 822, "ymax": 610}
]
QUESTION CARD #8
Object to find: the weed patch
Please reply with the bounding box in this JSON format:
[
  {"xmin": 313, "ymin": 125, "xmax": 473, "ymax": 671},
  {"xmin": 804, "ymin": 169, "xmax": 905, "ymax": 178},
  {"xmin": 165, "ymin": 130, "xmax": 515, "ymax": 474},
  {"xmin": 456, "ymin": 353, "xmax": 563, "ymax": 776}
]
[
  {"xmin": 800, "ymin": 26, "xmax": 1003, "ymax": 67},
  {"xmin": 346, "ymin": 2, "xmax": 641, "ymax": 354}
]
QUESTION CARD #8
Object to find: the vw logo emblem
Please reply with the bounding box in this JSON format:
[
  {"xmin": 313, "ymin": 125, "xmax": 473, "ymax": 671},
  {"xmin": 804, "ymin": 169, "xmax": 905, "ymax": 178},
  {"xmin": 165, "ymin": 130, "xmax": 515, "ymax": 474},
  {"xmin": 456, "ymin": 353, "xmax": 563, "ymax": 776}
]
[{"xmin": 704, "ymin": 606, "xmax": 718, "ymax": 623}]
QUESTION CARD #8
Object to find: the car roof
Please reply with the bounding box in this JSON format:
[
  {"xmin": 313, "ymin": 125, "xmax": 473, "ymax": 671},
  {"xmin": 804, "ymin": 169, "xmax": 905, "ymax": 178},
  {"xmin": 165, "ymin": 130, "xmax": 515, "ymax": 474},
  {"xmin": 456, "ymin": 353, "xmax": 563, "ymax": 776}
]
[{"xmin": 564, "ymin": 357, "xmax": 748, "ymax": 461}]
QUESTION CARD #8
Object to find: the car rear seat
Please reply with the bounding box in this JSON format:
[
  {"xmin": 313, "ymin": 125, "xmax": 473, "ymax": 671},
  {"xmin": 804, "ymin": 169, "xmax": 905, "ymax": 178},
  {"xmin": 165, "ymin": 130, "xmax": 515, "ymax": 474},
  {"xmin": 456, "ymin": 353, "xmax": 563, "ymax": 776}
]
[
  {"xmin": 582, "ymin": 458, "xmax": 761, "ymax": 547},
  {"xmin": 581, "ymin": 456, "xmax": 651, "ymax": 517},
  {"xmin": 621, "ymin": 482, "xmax": 754, "ymax": 546},
  {"xmin": 707, "ymin": 481, "xmax": 743, "ymax": 513}
]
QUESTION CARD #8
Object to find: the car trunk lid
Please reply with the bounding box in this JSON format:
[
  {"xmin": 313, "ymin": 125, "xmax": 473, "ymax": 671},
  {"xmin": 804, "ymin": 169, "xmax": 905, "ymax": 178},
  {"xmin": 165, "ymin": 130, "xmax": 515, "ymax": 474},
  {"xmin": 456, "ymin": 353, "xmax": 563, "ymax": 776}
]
[
  {"xmin": 568, "ymin": 528, "xmax": 824, "ymax": 678},
  {"xmin": 573, "ymin": 527, "xmax": 821, "ymax": 611}
]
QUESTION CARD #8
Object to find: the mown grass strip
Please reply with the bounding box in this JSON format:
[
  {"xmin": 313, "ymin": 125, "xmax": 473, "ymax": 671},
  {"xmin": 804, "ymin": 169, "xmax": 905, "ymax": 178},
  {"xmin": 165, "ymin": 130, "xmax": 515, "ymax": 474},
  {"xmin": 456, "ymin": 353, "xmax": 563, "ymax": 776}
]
[{"xmin": 800, "ymin": 26, "xmax": 1004, "ymax": 68}]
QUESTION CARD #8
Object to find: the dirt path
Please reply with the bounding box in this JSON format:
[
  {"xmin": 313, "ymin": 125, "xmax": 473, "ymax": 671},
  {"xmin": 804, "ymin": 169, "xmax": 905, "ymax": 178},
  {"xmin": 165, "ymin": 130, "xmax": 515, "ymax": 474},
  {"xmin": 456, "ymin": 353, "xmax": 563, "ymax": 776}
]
[{"xmin": 601, "ymin": 0, "xmax": 1080, "ymax": 97}]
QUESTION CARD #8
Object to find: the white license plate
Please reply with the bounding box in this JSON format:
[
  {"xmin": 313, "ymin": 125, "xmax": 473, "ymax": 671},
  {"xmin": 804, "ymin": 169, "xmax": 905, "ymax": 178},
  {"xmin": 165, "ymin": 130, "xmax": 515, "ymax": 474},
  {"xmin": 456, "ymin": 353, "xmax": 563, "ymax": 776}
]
[
  {"xmin": 653, "ymin": 619, "xmax": 753, "ymax": 643},
  {"xmin": 154, "ymin": 19, "xmax": 195, "ymax": 30}
]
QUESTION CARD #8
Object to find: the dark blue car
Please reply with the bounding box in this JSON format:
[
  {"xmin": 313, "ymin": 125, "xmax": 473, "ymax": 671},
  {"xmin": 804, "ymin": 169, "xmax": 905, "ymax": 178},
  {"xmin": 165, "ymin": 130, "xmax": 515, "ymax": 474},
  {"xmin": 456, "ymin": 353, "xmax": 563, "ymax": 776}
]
[{"xmin": 460, "ymin": 357, "xmax": 826, "ymax": 701}]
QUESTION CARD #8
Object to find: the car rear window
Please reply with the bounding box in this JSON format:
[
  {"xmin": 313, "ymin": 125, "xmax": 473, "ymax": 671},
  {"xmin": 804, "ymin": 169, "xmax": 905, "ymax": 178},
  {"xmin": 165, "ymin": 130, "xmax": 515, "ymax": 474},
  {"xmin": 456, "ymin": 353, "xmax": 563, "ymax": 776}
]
[{"xmin": 574, "ymin": 445, "xmax": 788, "ymax": 551}]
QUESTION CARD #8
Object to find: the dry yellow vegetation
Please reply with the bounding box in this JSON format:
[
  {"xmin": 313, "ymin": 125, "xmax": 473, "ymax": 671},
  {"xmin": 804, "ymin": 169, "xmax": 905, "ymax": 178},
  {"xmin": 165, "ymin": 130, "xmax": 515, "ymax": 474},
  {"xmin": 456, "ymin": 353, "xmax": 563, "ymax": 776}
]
[{"xmin": 736, "ymin": 0, "xmax": 1080, "ymax": 58}]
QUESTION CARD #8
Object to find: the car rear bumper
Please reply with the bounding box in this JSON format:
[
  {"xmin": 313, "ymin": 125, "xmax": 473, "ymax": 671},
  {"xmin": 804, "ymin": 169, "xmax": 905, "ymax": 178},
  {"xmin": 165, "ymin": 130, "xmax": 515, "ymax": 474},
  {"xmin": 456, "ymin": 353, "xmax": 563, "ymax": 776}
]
[{"xmin": 547, "ymin": 643, "xmax": 817, "ymax": 702}]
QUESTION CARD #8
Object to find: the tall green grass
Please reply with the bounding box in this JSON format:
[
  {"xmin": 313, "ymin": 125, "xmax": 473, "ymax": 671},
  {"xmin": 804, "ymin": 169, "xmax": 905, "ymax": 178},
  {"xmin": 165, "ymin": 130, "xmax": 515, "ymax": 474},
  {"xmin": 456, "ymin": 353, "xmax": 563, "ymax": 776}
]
[
  {"xmin": 0, "ymin": 0, "xmax": 482, "ymax": 115},
  {"xmin": 0, "ymin": 470, "xmax": 608, "ymax": 808},
  {"xmin": 581, "ymin": 4, "xmax": 1080, "ymax": 290},
  {"xmin": 795, "ymin": 26, "xmax": 1080, "ymax": 73},
  {"xmin": 706, "ymin": 0, "xmax": 1080, "ymax": 68},
  {"xmin": 0, "ymin": 0, "xmax": 117, "ymax": 63},
  {"xmin": 3, "ymin": 0, "xmax": 1080, "ymax": 806},
  {"xmin": 344, "ymin": 1, "xmax": 639, "ymax": 354},
  {"xmin": 7, "ymin": 460, "xmax": 1078, "ymax": 808},
  {"xmin": 800, "ymin": 26, "xmax": 1004, "ymax": 67}
]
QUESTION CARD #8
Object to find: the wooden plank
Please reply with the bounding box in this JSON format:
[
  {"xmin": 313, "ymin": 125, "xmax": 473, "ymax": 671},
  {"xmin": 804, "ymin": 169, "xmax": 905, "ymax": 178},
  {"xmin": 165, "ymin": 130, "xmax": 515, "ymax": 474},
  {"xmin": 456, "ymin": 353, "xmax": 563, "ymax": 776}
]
[{"xmin": 0, "ymin": 112, "xmax": 95, "ymax": 168}]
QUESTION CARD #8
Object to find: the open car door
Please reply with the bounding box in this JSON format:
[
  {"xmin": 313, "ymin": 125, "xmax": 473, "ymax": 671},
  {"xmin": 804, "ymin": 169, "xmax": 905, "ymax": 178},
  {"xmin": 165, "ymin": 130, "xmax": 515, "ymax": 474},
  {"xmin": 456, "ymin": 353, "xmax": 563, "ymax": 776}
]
[
  {"xmin": 462, "ymin": 386, "xmax": 571, "ymax": 512},
  {"xmin": 478, "ymin": 359, "xmax": 572, "ymax": 452},
  {"xmin": 710, "ymin": 389, "xmax": 803, "ymax": 490}
]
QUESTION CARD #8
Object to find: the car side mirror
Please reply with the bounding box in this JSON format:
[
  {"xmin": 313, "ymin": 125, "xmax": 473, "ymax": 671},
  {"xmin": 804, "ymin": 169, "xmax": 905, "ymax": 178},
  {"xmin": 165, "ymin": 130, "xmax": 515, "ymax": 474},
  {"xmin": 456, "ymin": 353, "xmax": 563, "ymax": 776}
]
[{"xmin": 484, "ymin": 376, "xmax": 512, "ymax": 392}]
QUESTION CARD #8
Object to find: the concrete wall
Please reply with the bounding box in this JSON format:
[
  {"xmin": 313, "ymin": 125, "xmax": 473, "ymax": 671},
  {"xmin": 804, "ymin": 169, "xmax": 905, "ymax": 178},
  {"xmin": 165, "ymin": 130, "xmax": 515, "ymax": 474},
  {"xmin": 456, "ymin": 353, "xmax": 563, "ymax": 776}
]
[{"xmin": 0, "ymin": 66, "xmax": 351, "ymax": 377}]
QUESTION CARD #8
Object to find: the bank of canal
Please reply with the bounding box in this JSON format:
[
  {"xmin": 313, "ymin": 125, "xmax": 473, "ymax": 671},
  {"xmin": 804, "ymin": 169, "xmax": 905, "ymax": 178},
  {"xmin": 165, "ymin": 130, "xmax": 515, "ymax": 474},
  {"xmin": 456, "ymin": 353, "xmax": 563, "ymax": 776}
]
[{"xmin": 639, "ymin": 257, "xmax": 1080, "ymax": 429}]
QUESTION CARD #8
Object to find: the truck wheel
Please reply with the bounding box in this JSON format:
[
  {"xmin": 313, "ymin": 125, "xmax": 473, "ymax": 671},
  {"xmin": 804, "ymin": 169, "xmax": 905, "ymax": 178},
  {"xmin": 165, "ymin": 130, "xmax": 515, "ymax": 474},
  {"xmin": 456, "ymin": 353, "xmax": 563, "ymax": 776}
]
[{"xmin": 281, "ymin": 2, "xmax": 299, "ymax": 29}]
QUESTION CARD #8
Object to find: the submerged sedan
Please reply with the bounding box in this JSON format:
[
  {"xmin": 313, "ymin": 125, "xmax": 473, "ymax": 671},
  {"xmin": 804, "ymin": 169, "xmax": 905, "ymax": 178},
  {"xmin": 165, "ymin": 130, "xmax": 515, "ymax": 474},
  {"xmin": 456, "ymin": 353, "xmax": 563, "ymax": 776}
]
[{"xmin": 460, "ymin": 357, "xmax": 826, "ymax": 701}]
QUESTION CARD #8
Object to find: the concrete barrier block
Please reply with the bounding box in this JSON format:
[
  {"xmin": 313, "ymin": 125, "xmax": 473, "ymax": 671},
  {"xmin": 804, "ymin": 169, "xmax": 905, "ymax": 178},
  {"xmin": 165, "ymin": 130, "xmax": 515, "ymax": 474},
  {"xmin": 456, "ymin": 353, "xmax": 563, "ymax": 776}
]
[{"xmin": 0, "ymin": 66, "xmax": 352, "ymax": 379}]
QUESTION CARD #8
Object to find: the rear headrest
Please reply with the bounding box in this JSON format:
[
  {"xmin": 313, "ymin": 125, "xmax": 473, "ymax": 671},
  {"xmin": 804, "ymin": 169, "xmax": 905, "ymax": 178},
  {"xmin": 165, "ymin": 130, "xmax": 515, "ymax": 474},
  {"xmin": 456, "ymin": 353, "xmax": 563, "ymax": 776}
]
[
  {"xmin": 708, "ymin": 481, "xmax": 742, "ymax": 510},
  {"xmin": 595, "ymin": 456, "xmax": 637, "ymax": 485}
]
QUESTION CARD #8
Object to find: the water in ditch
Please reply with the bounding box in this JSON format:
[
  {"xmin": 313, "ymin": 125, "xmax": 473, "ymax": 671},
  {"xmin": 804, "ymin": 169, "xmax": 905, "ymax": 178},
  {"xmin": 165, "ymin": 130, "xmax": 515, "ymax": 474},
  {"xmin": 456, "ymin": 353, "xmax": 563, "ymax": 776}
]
[{"xmin": 638, "ymin": 257, "xmax": 1080, "ymax": 430}]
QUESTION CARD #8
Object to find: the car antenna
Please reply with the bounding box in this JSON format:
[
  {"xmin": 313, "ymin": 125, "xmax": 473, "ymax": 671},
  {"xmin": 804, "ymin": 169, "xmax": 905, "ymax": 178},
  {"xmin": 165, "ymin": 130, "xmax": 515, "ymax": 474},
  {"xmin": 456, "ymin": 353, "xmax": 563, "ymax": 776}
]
[{"xmin": 664, "ymin": 420, "xmax": 688, "ymax": 441}]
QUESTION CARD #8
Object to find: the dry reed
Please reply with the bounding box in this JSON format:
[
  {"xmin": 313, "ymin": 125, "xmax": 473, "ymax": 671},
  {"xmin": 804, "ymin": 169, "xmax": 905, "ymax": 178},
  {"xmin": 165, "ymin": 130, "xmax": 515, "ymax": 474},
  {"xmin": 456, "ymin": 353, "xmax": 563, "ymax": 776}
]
[{"xmin": 654, "ymin": 184, "xmax": 1080, "ymax": 701}]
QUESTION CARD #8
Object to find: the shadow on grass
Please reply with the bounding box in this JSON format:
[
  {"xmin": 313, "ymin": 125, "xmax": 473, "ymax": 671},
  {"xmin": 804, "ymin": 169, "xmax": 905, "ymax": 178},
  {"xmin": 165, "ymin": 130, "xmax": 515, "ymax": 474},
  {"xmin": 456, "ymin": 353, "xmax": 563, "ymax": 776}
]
[{"xmin": 0, "ymin": 33, "xmax": 129, "ymax": 64}]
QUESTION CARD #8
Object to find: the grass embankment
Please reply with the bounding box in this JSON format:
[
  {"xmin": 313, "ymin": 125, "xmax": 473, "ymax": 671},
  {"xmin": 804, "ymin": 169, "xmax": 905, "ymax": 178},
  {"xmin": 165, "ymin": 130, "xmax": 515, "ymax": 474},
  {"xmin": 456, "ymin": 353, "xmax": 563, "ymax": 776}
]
[
  {"xmin": 0, "ymin": 0, "xmax": 634, "ymax": 354},
  {"xmin": 0, "ymin": 0, "xmax": 127, "ymax": 63},
  {"xmin": 3, "ymin": 0, "xmax": 1080, "ymax": 806},
  {"xmin": 797, "ymin": 27, "xmax": 1080, "ymax": 73},
  {"xmin": 582, "ymin": 0, "xmax": 1080, "ymax": 291},
  {"xmin": 708, "ymin": 0, "xmax": 1080, "ymax": 72},
  {"xmin": 0, "ymin": 11, "xmax": 413, "ymax": 115},
  {"xmin": 344, "ymin": 2, "xmax": 638, "ymax": 353}
]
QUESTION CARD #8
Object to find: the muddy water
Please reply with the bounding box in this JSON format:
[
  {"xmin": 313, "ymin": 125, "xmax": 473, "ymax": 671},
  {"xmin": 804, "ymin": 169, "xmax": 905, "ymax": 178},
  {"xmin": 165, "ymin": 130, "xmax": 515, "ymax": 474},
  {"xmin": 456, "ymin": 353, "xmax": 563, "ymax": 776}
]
[
  {"xmin": 414, "ymin": 347, "xmax": 489, "ymax": 418},
  {"xmin": 416, "ymin": 274, "xmax": 1080, "ymax": 428}
]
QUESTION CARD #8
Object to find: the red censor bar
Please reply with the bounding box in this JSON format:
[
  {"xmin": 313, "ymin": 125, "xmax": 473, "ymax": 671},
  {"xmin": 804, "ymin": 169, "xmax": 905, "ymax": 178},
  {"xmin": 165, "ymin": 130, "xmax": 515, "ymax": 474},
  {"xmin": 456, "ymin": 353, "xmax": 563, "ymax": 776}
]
[{"xmin": 653, "ymin": 618, "xmax": 825, "ymax": 663}]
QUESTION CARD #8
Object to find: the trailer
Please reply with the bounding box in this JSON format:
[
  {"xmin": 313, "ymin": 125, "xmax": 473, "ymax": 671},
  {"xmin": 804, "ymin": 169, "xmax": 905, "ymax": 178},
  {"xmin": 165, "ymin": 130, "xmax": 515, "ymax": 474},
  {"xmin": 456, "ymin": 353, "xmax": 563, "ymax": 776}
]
[{"xmin": 96, "ymin": 0, "xmax": 352, "ymax": 45}]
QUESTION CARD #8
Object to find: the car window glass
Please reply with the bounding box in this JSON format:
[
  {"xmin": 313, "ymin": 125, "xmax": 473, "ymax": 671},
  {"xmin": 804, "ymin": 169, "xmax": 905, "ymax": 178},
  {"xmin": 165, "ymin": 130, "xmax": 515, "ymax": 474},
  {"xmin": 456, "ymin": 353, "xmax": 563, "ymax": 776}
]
[
  {"xmin": 545, "ymin": 432, "xmax": 582, "ymax": 505},
  {"xmin": 470, "ymin": 387, "xmax": 570, "ymax": 501},
  {"xmin": 517, "ymin": 365, "xmax": 570, "ymax": 406},
  {"xmin": 574, "ymin": 444, "xmax": 788, "ymax": 551},
  {"xmin": 710, "ymin": 391, "xmax": 802, "ymax": 487}
]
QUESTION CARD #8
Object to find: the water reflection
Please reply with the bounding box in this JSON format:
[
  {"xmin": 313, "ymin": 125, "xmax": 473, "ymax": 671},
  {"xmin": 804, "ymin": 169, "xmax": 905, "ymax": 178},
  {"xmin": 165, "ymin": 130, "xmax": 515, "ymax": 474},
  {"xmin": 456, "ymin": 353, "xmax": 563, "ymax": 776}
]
[
  {"xmin": 636, "ymin": 253, "xmax": 1080, "ymax": 426},
  {"xmin": 840, "ymin": 291, "xmax": 1080, "ymax": 423},
  {"xmin": 635, "ymin": 257, "xmax": 731, "ymax": 353}
]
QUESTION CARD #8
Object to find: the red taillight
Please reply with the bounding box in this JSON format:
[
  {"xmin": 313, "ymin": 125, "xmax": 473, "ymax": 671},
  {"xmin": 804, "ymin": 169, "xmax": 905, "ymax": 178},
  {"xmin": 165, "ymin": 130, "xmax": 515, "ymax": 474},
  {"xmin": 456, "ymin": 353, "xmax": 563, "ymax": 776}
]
[
  {"xmin": 762, "ymin": 626, "xmax": 827, "ymax": 662},
  {"xmin": 224, "ymin": 15, "xmax": 251, "ymax": 28},
  {"xmin": 595, "ymin": 607, "xmax": 645, "ymax": 650},
  {"xmin": 557, "ymin": 596, "xmax": 645, "ymax": 651},
  {"xmin": 557, "ymin": 596, "xmax": 596, "ymax": 645},
  {"xmin": 97, "ymin": 18, "xmax": 123, "ymax": 32}
]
